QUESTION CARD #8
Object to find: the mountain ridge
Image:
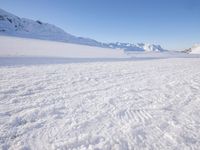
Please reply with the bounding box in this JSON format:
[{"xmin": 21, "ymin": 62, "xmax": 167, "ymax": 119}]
[{"xmin": 0, "ymin": 8, "xmax": 165, "ymax": 52}]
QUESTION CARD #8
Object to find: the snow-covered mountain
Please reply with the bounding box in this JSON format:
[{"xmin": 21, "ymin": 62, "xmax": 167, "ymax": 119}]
[
  {"xmin": 184, "ymin": 44, "xmax": 200, "ymax": 54},
  {"xmin": 0, "ymin": 8, "xmax": 165, "ymax": 52},
  {"xmin": 107, "ymin": 42, "xmax": 164, "ymax": 52},
  {"xmin": 0, "ymin": 8, "xmax": 104, "ymax": 47}
]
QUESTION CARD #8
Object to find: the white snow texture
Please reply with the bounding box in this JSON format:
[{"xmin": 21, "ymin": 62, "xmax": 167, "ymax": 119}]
[
  {"xmin": 1, "ymin": 7, "xmax": 200, "ymax": 150},
  {"xmin": 0, "ymin": 58, "xmax": 200, "ymax": 150}
]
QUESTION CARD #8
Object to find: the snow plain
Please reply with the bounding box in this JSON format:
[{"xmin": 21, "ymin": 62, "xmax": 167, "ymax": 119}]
[
  {"xmin": 1, "ymin": 58, "xmax": 200, "ymax": 150},
  {"xmin": 1, "ymin": 36, "xmax": 200, "ymax": 150}
]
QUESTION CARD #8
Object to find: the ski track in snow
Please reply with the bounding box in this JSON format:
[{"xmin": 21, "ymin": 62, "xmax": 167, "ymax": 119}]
[{"xmin": 0, "ymin": 58, "xmax": 200, "ymax": 150}]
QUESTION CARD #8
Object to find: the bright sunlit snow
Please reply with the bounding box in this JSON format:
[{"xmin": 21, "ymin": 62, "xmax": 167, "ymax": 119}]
[
  {"xmin": 0, "ymin": 36, "xmax": 127, "ymax": 58},
  {"xmin": 0, "ymin": 6, "xmax": 200, "ymax": 150},
  {"xmin": 0, "ymin": 58, "xmax": 200, "ymax": 150}
]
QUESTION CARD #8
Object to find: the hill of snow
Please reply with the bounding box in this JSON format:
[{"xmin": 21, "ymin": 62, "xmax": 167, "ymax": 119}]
[
  {"xmin": 0, "ymin": 8, "xmax": 104, "ymax": 47},
  {"xmin": 1, "ymin": 35, "xmax": 197, "ymax": 61},
  {"xmin": 184, "ymin": 44, "xmax": 200, "ymax": 54},
  {"xmin": 0, "ymin": 8, "xmax": 165, "ymax": 52},
  {"xmin": 0, "ymin": 36, "xmax": 128, "ymax": 58}
]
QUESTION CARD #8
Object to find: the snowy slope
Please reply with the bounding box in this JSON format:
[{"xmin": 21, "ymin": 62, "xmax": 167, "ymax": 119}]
[
  {"xmin": 1, "ymin": 36, "xmax": 196, "ymax": 60},
  {"xmin": 184, "ymin": 44, "xmax": 200, "ymax": 54},
  {"xmin": 0, "ymin": 36, "xmax": 127, "ymax": 58},
  {"xmin": 0, "ymin": 8, "xmax": 165, "ymax": 52},
  {"xmin": 0, "ymin": 58, "xmax": 200, "ymax": 149}
]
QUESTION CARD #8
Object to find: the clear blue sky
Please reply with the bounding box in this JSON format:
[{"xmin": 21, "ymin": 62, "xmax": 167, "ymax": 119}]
[{"xmin": 0, "ymin": 0, "xmax": 200, "ymax": 50}]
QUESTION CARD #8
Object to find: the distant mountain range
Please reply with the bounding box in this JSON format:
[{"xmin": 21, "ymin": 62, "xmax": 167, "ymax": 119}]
[{"xmin": 0, "ymin": 8, "xmax": 165, "ymax": 52}]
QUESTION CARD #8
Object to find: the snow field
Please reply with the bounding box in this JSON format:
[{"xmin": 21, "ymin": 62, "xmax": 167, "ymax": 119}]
[
  {"xmin": 0, "ymin": 36, "xmax": 127, "ymax": 58},
  {"xmin": 0, "ymin": 58, "xmax": 200, "ymax": 149}
]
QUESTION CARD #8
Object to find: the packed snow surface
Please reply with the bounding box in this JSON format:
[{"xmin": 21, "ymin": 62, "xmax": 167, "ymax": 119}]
[{"xmin": 1, "ymin": 58, "xmax": 200, "ymax": 150}]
